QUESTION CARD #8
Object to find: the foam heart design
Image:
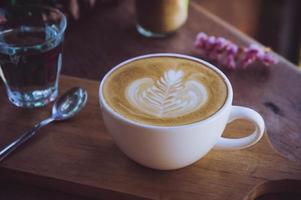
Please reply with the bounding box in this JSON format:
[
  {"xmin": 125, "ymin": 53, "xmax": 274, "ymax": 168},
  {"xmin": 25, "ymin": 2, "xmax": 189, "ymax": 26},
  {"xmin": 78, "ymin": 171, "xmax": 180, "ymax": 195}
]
[{"xmin": 125, "ymin": 69, "xmax": 208, "ymax": 118}]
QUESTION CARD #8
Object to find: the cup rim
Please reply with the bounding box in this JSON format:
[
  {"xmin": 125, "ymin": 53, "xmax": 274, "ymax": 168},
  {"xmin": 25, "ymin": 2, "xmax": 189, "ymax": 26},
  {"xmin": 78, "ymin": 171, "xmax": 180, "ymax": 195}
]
[
  {"xmin": 0, "ymin": 4, "xmax": 67, "ymax": 48},
  {"xmin": 99, "ymin": 53, "xmax": 233, "ymax": 129}
]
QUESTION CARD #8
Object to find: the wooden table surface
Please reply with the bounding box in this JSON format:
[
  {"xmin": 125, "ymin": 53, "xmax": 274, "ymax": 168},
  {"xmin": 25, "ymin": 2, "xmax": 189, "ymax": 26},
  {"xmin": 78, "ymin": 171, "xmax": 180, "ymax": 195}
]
[
  {"xmin": 1, "ymin": 0, "xmax": 301, "ymax": 199},
  {"xmin": 1, "ymin": 76, "xmax": 301, "ymax": 200}
]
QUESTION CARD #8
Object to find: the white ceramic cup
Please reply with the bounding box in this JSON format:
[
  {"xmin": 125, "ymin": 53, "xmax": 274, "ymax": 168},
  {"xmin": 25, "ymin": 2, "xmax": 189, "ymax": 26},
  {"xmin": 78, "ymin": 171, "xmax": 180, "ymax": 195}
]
[{"xmin": 99, "ymin": 53, "xmax": 265, "ymax": 170}]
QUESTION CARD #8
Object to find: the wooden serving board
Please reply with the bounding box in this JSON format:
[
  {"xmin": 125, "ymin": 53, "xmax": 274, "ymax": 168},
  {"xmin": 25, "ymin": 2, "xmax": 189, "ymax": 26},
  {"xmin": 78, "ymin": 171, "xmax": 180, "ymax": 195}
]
[{"xmin": 0, "ymin": 76, "xmax": 301, "ymax": 200}]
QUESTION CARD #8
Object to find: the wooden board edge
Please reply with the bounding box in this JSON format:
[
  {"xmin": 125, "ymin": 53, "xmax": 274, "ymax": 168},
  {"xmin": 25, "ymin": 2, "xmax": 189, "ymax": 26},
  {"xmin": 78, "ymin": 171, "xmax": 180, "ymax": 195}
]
[
  {"xmin": 262, "ymin": 132, "xmax": 301, "ymax": 165},
  {"xmin": 0, "ymin": 167, "xmax": 150, "ymax": 200},
  {"xmin": 243, "ymin": 179, "xmax": 301, "ymax": 200}
]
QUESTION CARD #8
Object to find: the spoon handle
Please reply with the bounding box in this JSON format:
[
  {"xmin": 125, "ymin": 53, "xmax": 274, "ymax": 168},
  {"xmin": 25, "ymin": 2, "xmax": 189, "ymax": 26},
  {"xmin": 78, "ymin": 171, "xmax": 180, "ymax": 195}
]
[{"xmin": 0, "ymin": 118, "xmax": 54, "ymax": 162}]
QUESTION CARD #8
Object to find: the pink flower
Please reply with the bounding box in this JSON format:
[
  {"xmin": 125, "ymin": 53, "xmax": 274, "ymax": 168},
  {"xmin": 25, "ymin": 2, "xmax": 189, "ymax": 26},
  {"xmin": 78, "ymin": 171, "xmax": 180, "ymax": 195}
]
[
  {"xmin": 205, "ymin": 36, "xmax": 216, "ymax": 51},
  {"xmin": 226, "ymin": 55, "xmax": 236, "ymax": 69},
  {"xmin": 194, "ymin": 32, "xmax": 278, "ymax": 70},
  {"xmin": 261, "ymin": 52, "xmax": 278, "ymax": 65},
  {"xmin": 226, "ymin": 43, "xmax": 238, "ymax": 55},
  {"xmin": 215, "ymin": 37, "xmax": 228, "ymax": 52},
  {"xmin": 194, "ymin": 32, "xmax": 207, "ymax": 49}
]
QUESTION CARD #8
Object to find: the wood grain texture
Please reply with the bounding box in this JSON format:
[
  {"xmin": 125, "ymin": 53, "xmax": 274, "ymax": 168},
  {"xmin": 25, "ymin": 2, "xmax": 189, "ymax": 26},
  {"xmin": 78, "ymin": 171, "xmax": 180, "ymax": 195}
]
[
  {"xmin": 60, "ymin": 0, "xmax": 301, "ymax": 164},
  {"xmin": 0, "ymin": 76, "xmax": 301, "ymax": 200}
]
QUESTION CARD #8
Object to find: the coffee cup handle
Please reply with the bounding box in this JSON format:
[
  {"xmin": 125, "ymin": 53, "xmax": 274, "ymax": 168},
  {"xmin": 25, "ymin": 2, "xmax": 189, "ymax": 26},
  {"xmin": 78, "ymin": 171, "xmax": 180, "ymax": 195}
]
[{"xmin": 214, "ymin": 106, "xmax": 265, "ymax": 150}]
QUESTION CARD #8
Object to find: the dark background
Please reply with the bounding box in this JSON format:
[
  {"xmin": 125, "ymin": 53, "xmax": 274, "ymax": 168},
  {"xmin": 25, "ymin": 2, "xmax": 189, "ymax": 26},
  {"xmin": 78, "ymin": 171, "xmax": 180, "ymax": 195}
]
[{"xmin": 1, "ymin": 0, "xmax": 300, "ymax": 66}]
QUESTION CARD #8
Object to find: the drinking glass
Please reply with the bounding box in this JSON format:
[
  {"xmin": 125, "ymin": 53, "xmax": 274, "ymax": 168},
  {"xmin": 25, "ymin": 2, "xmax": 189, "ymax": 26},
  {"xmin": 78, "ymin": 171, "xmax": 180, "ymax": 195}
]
[
  {"xmin": 0, "ymin": 5, "xmax": 67, "ymax": 108},
  {"xmin": 135, "ymin": 0, "xmax": 189, "ymax": 38}
]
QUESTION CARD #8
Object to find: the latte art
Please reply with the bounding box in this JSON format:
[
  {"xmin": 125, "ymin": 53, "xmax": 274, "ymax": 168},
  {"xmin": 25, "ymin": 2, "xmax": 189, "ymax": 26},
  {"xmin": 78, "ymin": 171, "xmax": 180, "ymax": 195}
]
[
  {"xmin": 126, "ymin": 70, "xmax": 208, "ymax": 118},
  {"xmin": 103, "ymin": 56, "xmax": 227, "ymax": 126}
]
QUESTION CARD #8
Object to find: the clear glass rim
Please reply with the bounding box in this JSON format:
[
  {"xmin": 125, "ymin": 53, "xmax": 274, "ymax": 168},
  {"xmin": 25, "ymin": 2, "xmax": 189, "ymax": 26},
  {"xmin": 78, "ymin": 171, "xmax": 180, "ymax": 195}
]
[{"xmin": 0, "ymin": 4, "xmax": 67, "ymax": 49}]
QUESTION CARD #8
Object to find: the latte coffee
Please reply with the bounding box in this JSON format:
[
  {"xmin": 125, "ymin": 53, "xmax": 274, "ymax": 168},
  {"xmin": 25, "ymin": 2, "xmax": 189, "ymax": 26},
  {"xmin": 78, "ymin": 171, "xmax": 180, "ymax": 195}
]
[{"xmin": 103, "ymin": 56, "xmax": 227, "ymax": 126}]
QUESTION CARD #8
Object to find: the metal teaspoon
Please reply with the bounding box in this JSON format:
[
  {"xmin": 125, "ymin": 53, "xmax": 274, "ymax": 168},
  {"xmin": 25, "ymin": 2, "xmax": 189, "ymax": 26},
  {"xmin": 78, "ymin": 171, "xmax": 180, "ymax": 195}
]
[{"xmin": 0, "ymin": 87, "xmax": 88, "ymax": 162}]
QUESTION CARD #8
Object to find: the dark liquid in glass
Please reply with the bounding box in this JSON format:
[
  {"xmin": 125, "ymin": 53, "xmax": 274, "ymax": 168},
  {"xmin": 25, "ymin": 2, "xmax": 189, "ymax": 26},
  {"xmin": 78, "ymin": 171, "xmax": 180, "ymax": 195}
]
[{"xmin": 0, "ymin": 26, "xmax": 63, "ymax": 106}]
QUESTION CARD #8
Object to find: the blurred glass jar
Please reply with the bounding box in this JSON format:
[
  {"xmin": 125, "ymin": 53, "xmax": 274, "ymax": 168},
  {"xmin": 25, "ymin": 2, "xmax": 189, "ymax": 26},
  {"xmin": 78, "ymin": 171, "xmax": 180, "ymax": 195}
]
[{"xmin": 135, "ymin": 0, "xmax": 189, "ymax": 38}]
